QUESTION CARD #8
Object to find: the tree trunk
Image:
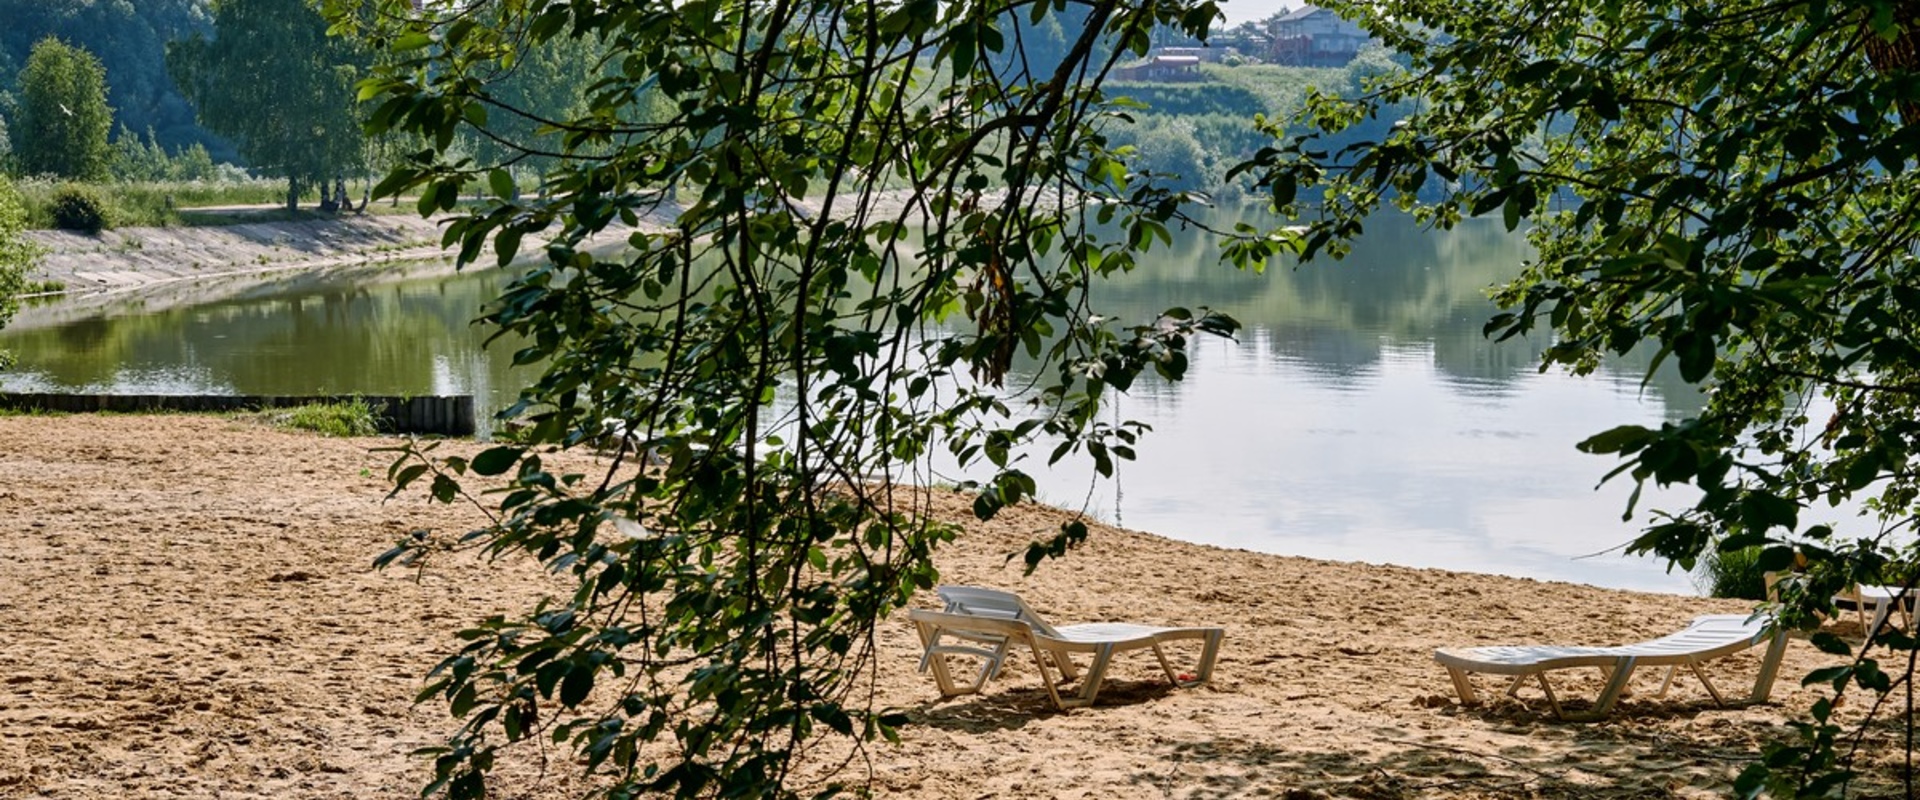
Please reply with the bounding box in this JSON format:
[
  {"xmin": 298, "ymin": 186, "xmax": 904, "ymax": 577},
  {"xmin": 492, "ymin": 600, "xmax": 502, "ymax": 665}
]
[
  {"xmin": 286, "ymin": 176, "xmax": 300, "ymax": 212},
  {"xmin": 1865, "ymin": 7, "xmax": 1920, "ymax": 124}
]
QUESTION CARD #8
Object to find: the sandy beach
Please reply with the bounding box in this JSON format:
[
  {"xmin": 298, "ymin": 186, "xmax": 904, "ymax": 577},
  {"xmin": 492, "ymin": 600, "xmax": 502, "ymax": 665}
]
[{"xmin": 0, "ymin": 413, "xmax": 1905, "ymax": 798}]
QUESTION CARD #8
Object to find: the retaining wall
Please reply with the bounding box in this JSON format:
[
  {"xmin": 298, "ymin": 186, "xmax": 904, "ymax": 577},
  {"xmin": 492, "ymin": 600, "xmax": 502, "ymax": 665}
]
[{"xmin": 0, "ymin": 393, "xmax": 475, "ymax": 436}]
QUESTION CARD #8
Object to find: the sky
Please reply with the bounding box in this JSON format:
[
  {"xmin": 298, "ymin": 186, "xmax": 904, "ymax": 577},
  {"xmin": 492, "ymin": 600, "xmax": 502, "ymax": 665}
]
[{"xmin": 1214, "ymin": 0, "xmax": 1297, "ymax": 26}]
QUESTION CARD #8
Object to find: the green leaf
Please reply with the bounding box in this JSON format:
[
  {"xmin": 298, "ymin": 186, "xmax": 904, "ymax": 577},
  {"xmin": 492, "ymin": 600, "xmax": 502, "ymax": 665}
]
[
  {"xmin": 393, "ymin": 32, "xmax": 433, "ymax": 51},
  {"xmin": 1801, "ymin": 665, "xmax": 1851, "ymax": 687},
  {"xmin": 488, "ymin": 169, "xmax": 516, "ymax": 200},
  {"xmin": 388, "ymin": 463, "xmax": 429, "ymax": 497},
  {"xmin": 1808, "ymin": 632, "xmax": 1853, "ymax": 657},
  {"xmin": 1673, "ymin": 331, "xmax": 1715, "ymax": 383},
  {"xmin": 1576, "ymin": 425, "xmax": 1653, "ymax": 455},
  {"xmin": 495, "ymin": 227, "xmax": 524, "ymax": 267},
  {"xmin": 431, "ymin": 473, "xmax": 460, "ymax": 504},
  {"xmin": 559, "ymin": 662, "xmax": 595, "ymax": 707}
]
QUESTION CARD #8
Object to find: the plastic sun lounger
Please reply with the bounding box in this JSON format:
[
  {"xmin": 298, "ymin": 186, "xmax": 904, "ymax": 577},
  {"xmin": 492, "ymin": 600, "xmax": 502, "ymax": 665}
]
[
  {"xmin": 1837, "ymin": 584, "xmax": 1914, "ymax": 638},
  {"xmin": 1433, "ymin": 613, "xmax": 1790, "ymax": 721},
  {"xmin": 910, "ymin": 585, "xmax": 1225, "ymax": 710}
]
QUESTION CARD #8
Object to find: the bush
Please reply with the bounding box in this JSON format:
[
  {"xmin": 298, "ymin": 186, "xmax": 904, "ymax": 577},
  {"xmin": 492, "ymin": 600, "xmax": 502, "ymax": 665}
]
[
  {"xmin": 48, "ymin": 184, "xmax": 111, "ymax": 234},
  {"xmin": 1697, "ymin": 545, "xmax": 1770, "ymax": 600},
  {"xmin": 274, "ymin": 399, "xmax": 380, "ymax": 437}
]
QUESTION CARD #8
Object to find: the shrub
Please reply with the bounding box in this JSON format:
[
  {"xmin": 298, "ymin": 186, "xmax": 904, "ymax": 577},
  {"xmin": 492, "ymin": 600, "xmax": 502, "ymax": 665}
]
[
  {"xmin": 1697, "ymin": 545, "xmax": 1770, "ymax": 600},
  {"xmin": 274, "ymin": 399, "xmax": 380, "ymax": 437},
  {"xmin": 48, "ymin": 184, "xmax": 112, "ymax": 234}
]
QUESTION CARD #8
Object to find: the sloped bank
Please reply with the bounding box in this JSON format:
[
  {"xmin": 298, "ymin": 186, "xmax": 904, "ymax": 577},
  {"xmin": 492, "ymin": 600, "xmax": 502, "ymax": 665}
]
[
  {"xmin": 13, "ymin": 208, "xmax": 663, "ymax": 331},
  {"xmin": 22, "ymin": 214, "xmax": 450, "ymax": 299}
]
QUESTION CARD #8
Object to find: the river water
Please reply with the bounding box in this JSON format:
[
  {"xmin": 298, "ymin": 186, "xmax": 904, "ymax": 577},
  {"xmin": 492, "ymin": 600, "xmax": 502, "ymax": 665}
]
[{"xmin": 0, "ymin": 214, "xmax": 1710, "ymax": 593}]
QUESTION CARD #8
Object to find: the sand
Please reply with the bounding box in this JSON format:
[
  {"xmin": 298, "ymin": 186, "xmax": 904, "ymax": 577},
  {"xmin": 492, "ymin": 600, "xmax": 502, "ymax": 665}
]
[{"xmin": 0, "ymin": 414, "xmax": 1905, "ymax": 798}]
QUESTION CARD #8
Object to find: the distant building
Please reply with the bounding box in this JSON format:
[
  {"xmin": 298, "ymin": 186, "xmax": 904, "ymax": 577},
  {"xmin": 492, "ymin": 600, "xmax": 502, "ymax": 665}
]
[
  {"xmin": 1266, "ymin": 5, "xmax": 1371, "ymax": 67},
  {"xmin": 1157, "ymin": 46, "xmax": 1228, "ymax": 64},
  {"xmin": 1113, "ymin": 54, "xmax": 1204, "ymax": 82}
]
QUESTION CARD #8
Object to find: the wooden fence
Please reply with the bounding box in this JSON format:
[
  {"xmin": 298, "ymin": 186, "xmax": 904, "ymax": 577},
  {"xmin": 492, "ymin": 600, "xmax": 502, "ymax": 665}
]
[{"xmin": 0, "ymin": 393, "xmax": 475, "ymax": 436}]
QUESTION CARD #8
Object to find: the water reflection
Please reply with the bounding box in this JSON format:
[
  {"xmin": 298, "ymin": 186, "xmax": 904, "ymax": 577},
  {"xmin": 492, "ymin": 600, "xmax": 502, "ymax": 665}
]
[
  {"xmin": 1, "ymin": 262, "xmax": 534, "ymax": 428},
  {"xmin": 1031, "ymin": 330, "xmax": 1698, "ymax": 594},
  {"xmin": 0, "ymin": 213, "xmax": 1706, "ymax": 593}
]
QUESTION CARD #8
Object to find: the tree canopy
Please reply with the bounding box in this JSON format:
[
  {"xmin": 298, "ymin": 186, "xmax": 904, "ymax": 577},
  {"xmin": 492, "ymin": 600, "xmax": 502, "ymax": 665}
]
[
  {"xmin": 169, "ymin": 0, "xmax": 368, "ymax": 209},
  {"xmin": 1246, "ymin": 0, "xmax": 1920, "ymax": 793},
  {"xmin": 0, "ymin": 0, "xmax": 221, "ymax": 158},
  {"xmin": 15, "ymin": 37, "xmax": 115, "ymax": 181},
  {"xmin": 328, "ymin": 0, "xmax": 1232, "ymax": 795},
  {"xmin": 0, "ymin": 174, "xmax": 33, "ymax": 367}
]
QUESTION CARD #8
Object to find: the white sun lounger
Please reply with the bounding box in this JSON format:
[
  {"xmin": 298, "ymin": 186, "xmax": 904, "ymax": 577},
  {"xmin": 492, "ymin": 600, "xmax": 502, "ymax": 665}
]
[
  {"xmin": 1434, "ymin": 613, "xmax": 1789, "ymax": 721},
  {"xmin": 1837, "ymin": 584, "xmax": 1914, "ymax": 638},
  {"xmin": 910, "ymin": 586, "xmax": 1225, "ymax": 710}
]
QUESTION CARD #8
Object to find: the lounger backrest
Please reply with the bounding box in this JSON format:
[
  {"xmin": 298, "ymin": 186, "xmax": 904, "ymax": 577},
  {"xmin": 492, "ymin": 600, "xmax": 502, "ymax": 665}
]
[
  {"xmin": 1615, "ymin": 614, "xmax": 1771, "ymax": 661},
  {"xmin": 936, "ymin": 586, "xmax": 1064, "ymax": 638}
]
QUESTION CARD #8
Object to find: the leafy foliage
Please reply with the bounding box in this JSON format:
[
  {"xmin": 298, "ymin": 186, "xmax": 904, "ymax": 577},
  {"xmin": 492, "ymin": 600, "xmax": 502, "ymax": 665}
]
[
  {"xmin": 15, "ymin": 37, "xmax": 115, "ymax": 181},
  {"xmin": 1696, "ymin": 544, "xmax": 1769, "ymax": 601},
  {"xmin": 0, "ymin": 175, "xmax": 34, "ymax": 367},
  {"xmin": 46, "ymin": 183, "xmax": 111, "ymax": 234},
  {"xmin": 167, "ymin": 0, "xmax": 370, "ymax": 210},
  {"xmin": 16, "ymin": 177, "xmax": 288, "ymax": 229},
  {"xmin": 1239, "ymin": 0, "xmax": 1920, "ymax": 793},
  {"xmin": 0, "ymin": 0, "xmax": 222, "ymax": 159},
  {"xmin": 456, "ymin": 26, "xmax": 607, "ymax": 180},
  {"xmin": 329, "ymin": 0, "xmax": 1240, "ymax": 795},
  {"xmin": 110, "ymin": 125, "xmax": 215, "ymax": 182},
  {"xmin": 1107, "ymin": 81, "xmax": 1266, "ymax": 117}
]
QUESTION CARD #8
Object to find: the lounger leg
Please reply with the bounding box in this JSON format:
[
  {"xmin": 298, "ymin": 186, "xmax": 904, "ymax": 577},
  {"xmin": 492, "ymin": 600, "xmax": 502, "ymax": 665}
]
[
  {"xmin": 1750, "ymin": 629, "xmax": 1789, "ymax": 704},
  {"xmin": 1061, "ymin": 643, "xmax": 1117, "ymax": 709},
  {"xmin": 916, "ymin": 629, "xmax": 942, "ymax": 673},
  {"xmin": 1029, "ymin": 641, "xmax": 1067, "ymax": 710},
  {"xmin": 918, "ymin": 623, "xmax": 967, "ymax": 697},
  {"xmin": 1590, "ymin": 657, "xmax": 1637, "ymax": 717},
  {"xmin": 1051, "ymin": 649, "xmax": 1082, "ymax": 681},
  {"xmin": 1535, "ymin": 674, "xmax": 1565, "ymax": 719},
  {"xmin": 1188, "ymin": 630, "xmax": 1224, "ymax": 687},
  {"xmin": 1150, "ymin": 644, "xmax": 1178, "ymax": 684},
  {"xmin": 1154, "ymin": 632, "xmax": 1227, "ymax": 689},
  {"xmin": 977, "ymin": 639, "xmax": 1011, "ymax": 688},
  {"xmin": 1447, "ymin": 667, "xmax": 1479, "ymax": 704},
  {"xmin": 1868, "ymin": 600, "xmax": 1895, "ymax": 640},
  {"xmin": 1653, "ymin": 665, "xmax": 1679, "ymax": 699},
  {"xmin": 1686, "ymin": 662, "xmax": 1726, "ymax": 706}
]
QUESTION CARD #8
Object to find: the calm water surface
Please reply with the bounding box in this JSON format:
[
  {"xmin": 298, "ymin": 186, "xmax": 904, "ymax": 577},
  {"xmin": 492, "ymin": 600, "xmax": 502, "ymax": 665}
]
[{"xmin": 1, "ymin": 215, "xmax": 1709, "ymax": 594}]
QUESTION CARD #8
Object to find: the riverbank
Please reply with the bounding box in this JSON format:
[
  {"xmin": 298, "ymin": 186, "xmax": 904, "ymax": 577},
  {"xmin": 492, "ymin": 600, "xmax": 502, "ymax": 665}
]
[
  {"xmin": 11, "ymin": 215, "xmax": 455, "ymax": 331},
  {"xmin": 9, "ymin": 209, "xmax": 662, "ymax": 332},
  {"xmin": 0, "ymin": 413, "xmax": 1905, "ymax": 798},
  {"xmin": 22, "ymin": 214, "xmax": 449, "ymax": 294}
]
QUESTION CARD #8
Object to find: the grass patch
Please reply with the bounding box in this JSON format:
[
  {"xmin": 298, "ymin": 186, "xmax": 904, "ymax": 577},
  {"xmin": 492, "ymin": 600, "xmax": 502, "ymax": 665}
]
[
  {"xmin": 12, "ymin": 178, "xmax": 407, "ymax": 229},
  {"xmin": 1200, "ymin": 62, "xmax": 1349, "ymax": 119},
  {"xmin": 0, "ymin": 406, "xmax": 69, "ymax": 418},
  {"xmin": 270, "ymin": 399, "xmax": 381, "ymax": 437},
  {"xmin": 18, "ymin": 178, "xmax": 291, "ymax": 228}
]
